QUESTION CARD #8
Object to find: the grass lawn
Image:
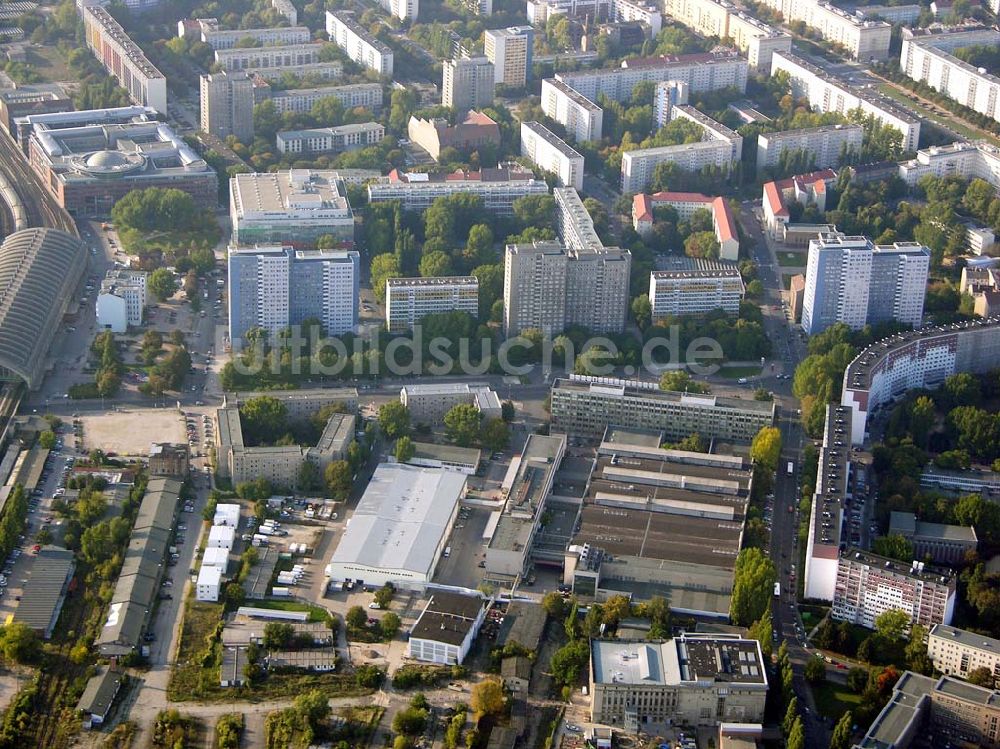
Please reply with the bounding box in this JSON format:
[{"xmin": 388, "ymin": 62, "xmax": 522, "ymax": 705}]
[
  {"xmin": 812, "ymin": 681, "xmax": 863, "ymax": 721},
  {"xmin": 776, "ymin": 251, "xmax": 806, "ymax": 267},
  {"xmin": 719, "ymin": 365, "xmax": 763, "ymax": 378},
  {"xmin": 25, "ymin": 46, "xmax": 72, "ymax": 83},
  {"xmin": 248, "ymin": 598, "xmax": 331, "ymax": 623},
  {"xmin": 876, "ymin": 83, "xmax": 1000, "ymax": 148}
]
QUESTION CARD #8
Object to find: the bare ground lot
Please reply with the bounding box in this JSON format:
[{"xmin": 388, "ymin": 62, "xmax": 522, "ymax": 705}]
[{"xmin": 79, "ymin": 408, "xmax": 186, "ymax": 456}]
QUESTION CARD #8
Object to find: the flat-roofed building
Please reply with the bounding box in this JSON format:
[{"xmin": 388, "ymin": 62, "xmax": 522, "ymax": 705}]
[
  {"xmin": 250, "ymin": 61, "xmax": 344, "ymax": 82},
  {"xmin": 485, "ymin": 434, "xmax": 566, "ymax": 580},
  {"xmin": 756, "ymin": 124, "xmax": 863, "ymax": 174},
  {"xmin": 833, "ymin": 549, "xmax": 956, "ymax": 630},
  {"xmin": 214, "ymin": 43, "xmax": 325, "ymax": 72},
  {"xmin": 590, "ymin": 635, "xmax": 768, "ymax": 730},
  {"xmin": 841, "ymin": 317, "xmax": 1000, "ymax": 446},
  {"xmin": 503, "ymin": 240, "xmax": 632, "ymax": 336},
  {"xmin": 856, "ymin": 671, "xmax": 1000, "ymax": 749},
  {"xmin": 649, "ymin": 258, "xmax": 745, "ymax": 319},
  {"xmin": 276, "ymin": 122, "xmax": 384, "ymax": 154},
  {"xmin": 404, "ymin": 442, "xmax": 482, "ymax": 474},
  {"xmin": 0, "ymin": 85, "xmax": 71, "ymax": 136},
  {"xmin": 889, "ymin": 511, "xmax": 977, "ymax": 565},
  {"xmin": 324, "ymin": 463, "xmax": 467, "ymax": 586},
  {"xmin": 898, "ymin": 141, "xmax": 1000, "ymax": 190},
  {"xmin": 632, "ymin": 191, "xmax": 738, "ymax": 260},
  {"xmin": 196, "ymin": 20, "xmax": 312, "ymax": 49},
  {"xmin": 550, "ymin": 376, "xmax": 775, "ymax": 441},
  {"xmin": 669, "ymin": 104, "xmax": 743, "ymax": 163},
  {"xmin": 621, "ymin": 139, "xmax": 733, "ymax": 194},
  {"xmin": 368, "ymin": 167, "xmax": 547, "ymax": 214},
  {"xmin": 11, "ymin": 545, "xmax": 74, "ymax": 639},
  {"xmin": 82, "ymin": 5, "xmax": 167, "ymax": 112},
  {"xmin": 326, "ymin": 11, "xmax": 394, "ymax": 76},
  {"xmin": 755, "ymin": 0, "xmax": 890, "ymax": 60},
  {"xmin": 200, "ymin": 70, "xmax": 254, "ymax": 142},
  {"xmin": 385, "ymin": 276, "xmax": 479, "ymax": 332},
  {"xmin": 485, "ymin": 26, "xmax": 533, "ymax": 88},
  {"xmin": 540, "ymin": 78, "xmax": 604, "ymax": 143},
  {"xmin": 663, "ymin": 0, "xmax": 790, "ymax": 70},
  {"xmin": 148, "ymin": 442, "xmax": 188, "ymax": 477},
  {"xmin": 520, "ymin": 121, "xmax": 584, "ymax": 191},
  {"xmin": 928, "ymin": 625, "xmax": 1000, "ymax": 682},
  {"xmin": 230, "ymin": 170, "xmax": 355, "ymax": 248},
  {"xmin": 400, "ymin": 382, "xmax": 501, "ymax": 424},
  {"xmin": 901, "ymin": 26, "xmax": 1000, "ymax": 126},
  {"xmin": 771, "ymin": 51, "xmax": 919, "ymax": 151},
  {"xmin": 96, "ymin": 269, "xmax": 147, "ymax": 332},
  {"xmin": 408, "ymin": 591, "xmax": 487, "ymax": 664},
  {"xmin": 443, "ymin": 55, "xmax": 495, "ymax": 111},
  {"xmin": 268, "ymin": 83, "xmax": 384, "ymax": 114}
]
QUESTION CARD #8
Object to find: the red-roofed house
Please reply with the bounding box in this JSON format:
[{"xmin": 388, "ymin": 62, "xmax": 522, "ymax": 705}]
[
  {"xmin": 762, "ymin": 169, "xmax": 837, "ymax": 239},
  {"xmin": 632, "ymin": 191, "xmax": 739, "ymax": 260}
]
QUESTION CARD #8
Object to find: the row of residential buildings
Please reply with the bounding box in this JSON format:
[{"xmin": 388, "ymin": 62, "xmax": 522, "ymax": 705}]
[
  {"xmin": 326, "ymin": 11, "xmax": 394, "ymax": 76},
  {"xmin": 662, "ymin": 0, "xmax": 791, "ymax": 71},
  {"xmin": 755, "ymin": 0, "xmax": 891, "ymax": 60}
]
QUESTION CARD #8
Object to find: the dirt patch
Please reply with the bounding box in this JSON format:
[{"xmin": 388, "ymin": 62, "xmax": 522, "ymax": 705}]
[{"xmin": 79, "ymin": 408, "xmax": 186, "ymax": 457}]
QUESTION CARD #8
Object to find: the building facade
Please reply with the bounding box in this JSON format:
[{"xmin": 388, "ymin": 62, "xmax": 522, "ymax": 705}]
[
  {"xmin": 663, "ymin": 0, "xmax": 791, "ymax": 70},
  {"xmin": 756, "ymin": 124, "xmax": 862, "ymax": 174},
  {"xmin": 928, "ymin": 625, "xmax": 1000, "ymax": 681},
  {"xmin": 228, "ymin": 246, "xmax": 359, "ymax": 343},
  {"xmin": 276, "ymin": 122, "xmax": 385, "ymax": 154},
  {"xmin": 484, "ymin": 26, "xmax": 533, "ymax": 88},
  {"xmin": 590, "ymin": 636, "xmax": 768, "ymax": 730},
  {"xmin": 503, "ymin": 241, "xmax": 632, "ymax": 336},
  {"xmin": 268, "ymin": 83, "xmax": 384, "ymax": 114},
  {"xmin": 407, "ymin": 111, "xmax": 500, "ymax": 161},
  {"xmin": 82, "ymin": 5, "xmax": 167, "ymax": 113},
  {"xmin": 367, "ymin": 168, "xmax": 548, "ymax": 213},
  {"xmin": 520, "ymin": 121, "xmax": 585, "ymax": 191},
  {"xmin": 550, "ymin": 376, "xmax": 776, "ymax": 440},
  {"xmin": 193, "ymin": 20, "xmax": 312, "ymax": 49},
  {"xmin": 540, "ymin": 78, "xmax": 604, "ymax": 142},
  {"xmin": 621, "ymin": 140, "xmax": 733, "ymax": 194},
  {"xmin": 96, "ymin": 269, "xmax": 146, "ymax": 332},
  {"xmin": 648, "ymin": 260, "xmax": 745, "ymax": 319},
  {"xmin": 888, "ymin": 511, "xmax": 977, "ymax": 565},
  {"xmin": 230, "ymin": 170, "xmax": 355, "ymax": 248},
  {"xmin": 801, "ymin": 233, "xmax": 930, "ymax": 335},
  {"xmin": 214, "ymin": 43, "xmax": 324, "ymax": 72},
  {"xmin": 632, "ymin": 191, "xmax": 739, "ymax": 260},
  {"xmin": 385, "ymin": 276, "xmax": 479, "ymax": 332},
  {"xmin": 899, "ymin": 141, "xmax": 1000, "ymax": 190},
  {"xmin": 200, "ymin": 71, "xmax": 254, "ymax": 142},
  {"xmin": 326, "ymin": 12, "xmax": 394, "ymax": 75},
  {"xmin": 771, "ymin": 51, "xmax": 920, "ymax": 151},
  {"xmin": 443, "ymin": 56, "xmax": 495, "ymax": 110},
  {"xmin": 401, "ymin": 383, "xmax": 501, "ymax": 424},
  {"xmin": 755, "ymin": 0, "xmax": 890, "ymax": 59}
]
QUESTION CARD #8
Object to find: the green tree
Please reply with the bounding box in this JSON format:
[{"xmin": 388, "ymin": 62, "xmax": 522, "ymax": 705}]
[
  {"xmin": 909, "ymin": 395, "xmax": 936, "ymax": 448},
  {"xmin": 298, "ymin": 460, "xmax": 323, "ymax": 491},
  {"xmin": 729, "ymin": 547, "xmax": 776, "ymax": 626},
  {"xmin": 782, "ymin": 697, "xmax": 798, "ymax": 734},
  {"xmin": 683, "ymin": 230, "xmax": 720, "ymax": 259},
  {"xmin": 294, "ymin": 689, "xmax": 331, "ymax": 728},
  {"xmin": 0, "ymin": 622, "xmax": 39, "ymax": 663},
  {"xmin": 239, "ymin": 396, "xmax": 288, "ymax": 445},
  {"xmin": 149, "ymin": 268, "xmax": 177, "ymax": 301},
  {"xmin": 381, "ymin": 611, "xmax": 401, "ymax": 639},
  {"xmin": 512, "ymin": 194, "xmax": 555, "ymax": 230},
  {"xmin": 395, "ymin": 435, "xmax": 415, "ymax": 463},
  {"xmin": 471, "ymin": 678, "xmax": 506, "ymax": 718},
  {"xmin": 804, "ymin": 656, "xmax": 826, "ymax": 684},
  {"xmin": 549, "ymin": 638, "xmax": 589, "ymax": 686},
  {"xmin": 465, "ymin": 224, "xmax": 494, "ymax": 265},
  {"xmin": 750, "ymin": 426, "xmax": 783, "ymax": 472},
  {"xmin": 345, "ymin": 605, "xmax": 368, "ymax": 630},
  {"xmin": 263, "ymin": 622, "xmax": 295, "ymax": 649},
  {"xmin": 393, "ymin": 706, "xmax": 428, "ymax": 735},
  {"xmin": 378, "ymin": 401, "xmax": 411, "ymax": 438},
  {"xmin": 370, "ymin": 253, "xmax": 402, "ymax": 304},
  {"xmin": 480, "ymin": 418, "xmax": 510, "ymax": 452},
  {"xmin": 847, "ymin": 666, "xmax": 870, "ymax": 693},
  {"xmin": 444, "ymin": 404, "xmax": 481, "ymax": 446},
  {"xmin": 872, "ymin": 534, "xmax": 914, "ymax": 562},
  {"xmin": 324, "ymin": 460, "xmax": 353, "ymax": 500},
  {"xmin": 38, "ymin": 431, "xmax": 56, "ymax": 449},
  {"xmin": 830, "ymin": 711, "xmax": 853, "ymax": 749},
  {"xmin": 967, "ymin": 666, "xmax": 995, "ymax": 688},
  {"xmin": 787, "ymin": 716, "xmax": 805, "ymax": 749},
  {"xmin": 748, "ymin": 606, "xmax": 773, "ymax": 661},
  {"xmin": 659, "ymin": 370, "xmax": 710, "ymax": 393},
  {"xmin": 419, "ymin": 250, "xmax": 453, "ymax": 277},
  {"xmin": 542, "ymin": 591, "xmax": 567, "ymax": 619},
  {"xmin": 631, "ymin": 294, "xmax": 652, "ymax": 330},
  {"xmin": 874, "ymin": 609, "xmax": 909, "ymax": 644}
]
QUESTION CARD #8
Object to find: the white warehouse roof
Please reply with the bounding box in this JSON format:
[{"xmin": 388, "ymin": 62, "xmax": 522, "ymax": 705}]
[
  {"xmin": 327, "ymin": 463, "xmax": 466, "ymax": 584},
  {"xmin": 201, "ymin": 546, "xmax": 230, "ymax": 571},
  {"xmin": 214, "ymin": 503, "xmax": 241, "ymax": 527}
]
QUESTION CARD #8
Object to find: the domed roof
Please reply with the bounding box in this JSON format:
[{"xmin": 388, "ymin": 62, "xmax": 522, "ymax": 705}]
[{"xmin": 85, "ymin": 150, "xmax": 130, "ymax": 169}]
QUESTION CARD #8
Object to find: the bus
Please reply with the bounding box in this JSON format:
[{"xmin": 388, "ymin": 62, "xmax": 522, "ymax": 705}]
[
  {"xmin": 774, "ymin": 582, "xmax": 781, "ymax": 597},
  {"xmin": 787, "ymin": 461, "xmax": 795, "ymax": 475}
]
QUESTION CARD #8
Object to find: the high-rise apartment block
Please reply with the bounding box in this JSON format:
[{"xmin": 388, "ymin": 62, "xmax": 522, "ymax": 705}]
[
  {"xmin": 484, "ymin": 26, "xmax": 533, "ymax": 88},
  {"xmin": 385, "ymin": 277, "xmax": 480, "ymax": 332},
  {"xmin": 901, "ymin": 26, "xmax": 1000, "ymax": 126},
  {"xmin": 801, "ymin": 233, "xmax": 930, "ymax": 335},
  {"xmin": 771, "ymin": 51, "xmax": 920, "ymax": 151},
  {"xmin": 81, "ymin": 5, "xmax": 167, "ymax": 113},
  {"xmin": 200, "ymin": 71, "xmax": 254, "ymax": 142},
  {"xmin": 230, "ymin": 170, "xmax": 355, "ymax": 249},
  {"xmin": 326, "ymin": 12, "xmax": 394, "ymax": 76},
  {"xmin": 663, "ymin": 0, "xmax": 792, "ymax": 71},
  {"xmin": 756, "ymin": 123, "xmax": 862, "ymax": 174},
  {"xmin": 520, "ymin": 121, "xmax": 585, "ymax": 191},
  {"xmin": 527, "ymin": 0, "xmax": 661, "ymax": 35},
  {"xmin": 228, "ymin": 246, "xmax": 359, "ymax": 344},
  {"xmin": 503, "ymin": 241, "xmax": 631, "ymax": 336},
  {"xmin": 754, "ymin": 0, "xmax": 890, "ymax": 60},
  {"xmin": 443, "ymin": 56, "xmax": 495, "ymax": 110},
  {"xmin": 540, "ymin": 78, "xmax": 604, "ymax": 142},
  {"xmin": 374, "ymin": 0, "xmax": 419, "ymax": 21},
  {"xmin": 832, "ymin": 549, "xmax": 956, "ymax": 630}
]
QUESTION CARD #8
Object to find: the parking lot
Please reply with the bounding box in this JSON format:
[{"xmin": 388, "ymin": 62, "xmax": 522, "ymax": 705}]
[
  {"xmin": 431, "ymin": 504, "xmax": 491, "ymax": 590},
  {"xmin": 78, "ymin": 409, "xmax": 188, "ymax": 458}
]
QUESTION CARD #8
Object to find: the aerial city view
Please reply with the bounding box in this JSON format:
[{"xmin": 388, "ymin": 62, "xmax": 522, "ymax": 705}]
[{"xmin": 0, "ymin": 0, "xmax": 999, "ymax": 747}]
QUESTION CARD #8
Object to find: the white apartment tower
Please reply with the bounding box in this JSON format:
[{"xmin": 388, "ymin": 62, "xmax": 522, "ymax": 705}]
[
  {"xmin": 443, "ymin": 56, "xmax": 495, "ymax": 110},
  {"xmin": 503, "ymin": 241, "xmax": 631, "ymax": 336},
  {"xmin": 326, "ymin": 12, "xmax": 394, "ymax": 76},
  {"xmin": 520, "ymin": 121, "xmax": 585, "ymax": 191},
  {"xmin": 801, "ymin": 233, "xmax": 931, "ymax": 335},
  {"xmin": 484, "ymin": 26, "xmax": 533, "ymax": 89},
  {"xmin": 200, "ymin": 71, "xmax": 254, "ymax": 143}
]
